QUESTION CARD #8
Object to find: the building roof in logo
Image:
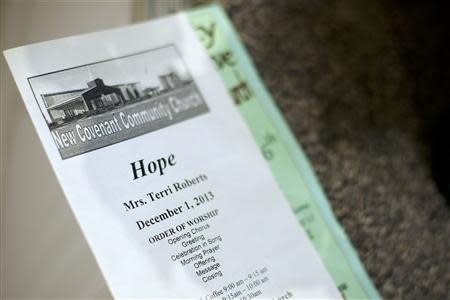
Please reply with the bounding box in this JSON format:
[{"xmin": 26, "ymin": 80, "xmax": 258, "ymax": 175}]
[
  {"xmin": 42, "ymin": 79, "xmax": 140, "ymax": 110},
  {"xmin": 46, "ymin": 95, "xmax": 85, "ymax": 110}
]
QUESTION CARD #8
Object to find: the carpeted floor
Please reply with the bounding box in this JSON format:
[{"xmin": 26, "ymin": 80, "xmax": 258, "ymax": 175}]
[{"xmin": 212, "ymin": 1, "xmax": 450, "ymax": 299}]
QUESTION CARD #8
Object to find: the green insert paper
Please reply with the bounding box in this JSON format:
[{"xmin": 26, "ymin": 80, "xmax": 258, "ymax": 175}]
[{"xmin": 188, "ymin": 5, "xmax": 381, "ymax": 300}]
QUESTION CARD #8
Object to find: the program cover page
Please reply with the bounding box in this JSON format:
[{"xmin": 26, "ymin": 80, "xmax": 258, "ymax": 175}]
[{"xmin": 4, "ymin": 13, "xmax": 341, "ymax": 299}]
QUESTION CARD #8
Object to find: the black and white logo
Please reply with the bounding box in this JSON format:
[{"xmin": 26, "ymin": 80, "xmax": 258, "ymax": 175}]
[{"xmin": 28, "ymin": 45, "xmax": 209, "ymax": 159}]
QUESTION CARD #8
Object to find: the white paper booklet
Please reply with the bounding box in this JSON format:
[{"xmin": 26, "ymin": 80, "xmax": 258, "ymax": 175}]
[{"xmin": 4, "ymin": 13, "xmax": 341, "ymax": 299}]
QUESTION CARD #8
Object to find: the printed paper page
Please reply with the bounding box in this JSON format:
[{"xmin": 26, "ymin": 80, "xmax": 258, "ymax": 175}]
[{"xmin": 4, "ymin": 13, "xmax": 341, "ymax": 299}]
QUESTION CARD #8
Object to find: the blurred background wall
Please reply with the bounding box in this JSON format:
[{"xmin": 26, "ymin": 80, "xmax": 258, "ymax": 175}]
[{"xmin": 1, "ymin": 1, "xmax": 136, "ymax": 298}]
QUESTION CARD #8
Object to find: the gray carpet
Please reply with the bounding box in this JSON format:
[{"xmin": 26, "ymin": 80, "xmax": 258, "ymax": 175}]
[{"xmin": 212, "ymin": 1, "xmax": 450, "ymax": 299}]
